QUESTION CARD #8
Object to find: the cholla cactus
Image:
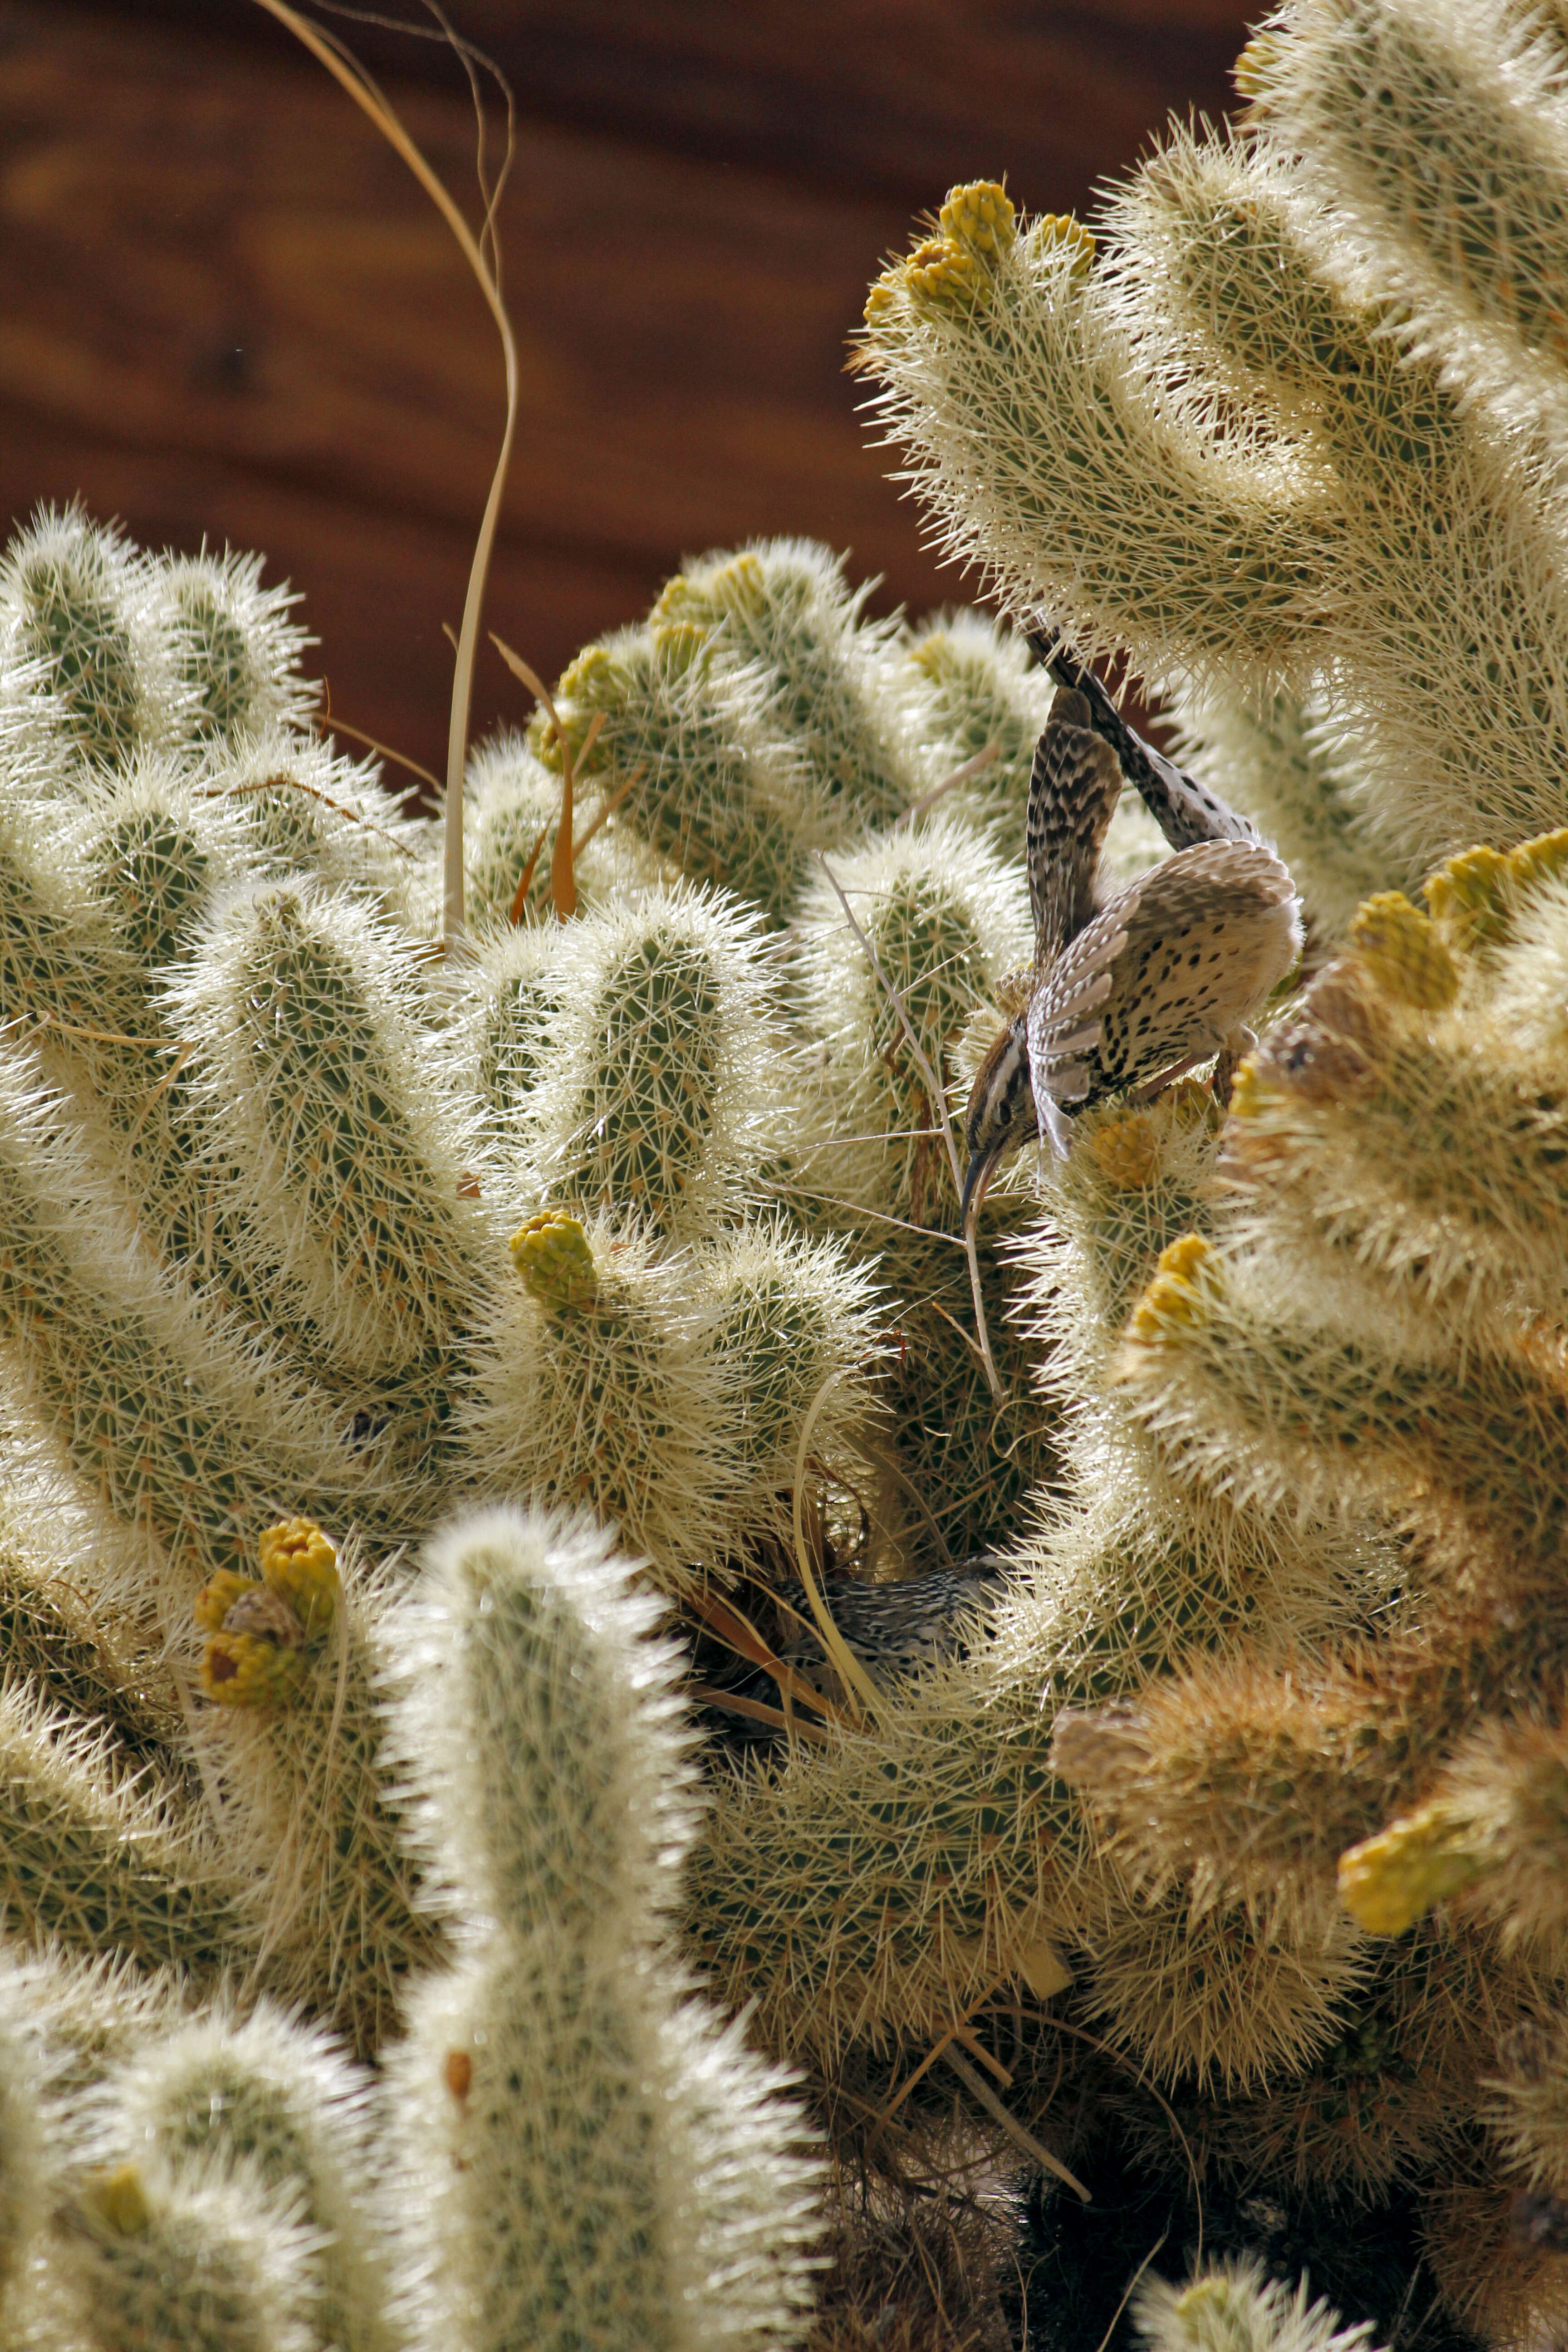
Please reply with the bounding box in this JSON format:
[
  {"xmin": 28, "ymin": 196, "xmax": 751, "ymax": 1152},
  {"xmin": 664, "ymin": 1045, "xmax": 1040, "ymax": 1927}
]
[
  {"xmin": 382, "ymin": 1506, "xmax": 821, "ymax": 2352},
  {"xmin": 15, "ymin": 38, "xmax": 1568, "ymax": 2312}
]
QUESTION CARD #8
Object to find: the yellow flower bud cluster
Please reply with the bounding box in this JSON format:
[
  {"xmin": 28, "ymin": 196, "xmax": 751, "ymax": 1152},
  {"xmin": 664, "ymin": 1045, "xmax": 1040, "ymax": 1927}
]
[
  {"xmin": 1126, "ymin": 1232, "xmax": 1220, "ymax": 1343},
  {"xmin": 510, "ymin": 1208, "xmax": 599, "ymax": 1315},
  {"xmin": 937, "ymin": 181, "xmax": 1015, "ymax": 258},
  {"xmin": 1025, "ymin": 212, "xmax": 1096, "ymax": 278},
  {"xmin": 1349, "ymin": 891, "xmax": 1460, "ymax": 1009},
  {"xmin": 1425, "ymin": 826, "xmax": 1568, "ymax": 955},
  {"xmin": 872, "ymin": 183, "xmax": 1022, "ymax": 320},
  {"xmin": 195, "ymin": 1518, "xmax": 340, "ymax": 1711},
  {"xmin": 1089, "ymin": 1107, "xmax": 1161, "ymax": 1191}
]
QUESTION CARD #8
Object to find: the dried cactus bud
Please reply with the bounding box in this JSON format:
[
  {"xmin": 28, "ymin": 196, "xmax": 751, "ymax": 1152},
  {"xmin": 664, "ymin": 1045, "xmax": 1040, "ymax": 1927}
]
[
  {"xmin": 1127, "ymin": 1233, "xmax": 1220, "ymax": 1342},
  {"xmin": 258, "ymin": 1517, "xmax": 339, "ymax": 1640},
  {"xmin": 1337, "ymin": 1799, "xmax": 1483, "ymax": 1936},
  {"xmin": 85, "ymin": 2165, "xmax": 151, "ymax": 2239},
  {"xmin": 1350, "ymin": 891, "xmax": 1460, "ymax": 1009},
  {"xmin": 938, "ymin": 181, "xmax": 1016, "ymax": 258},
  {"xmin": 510, "ymin": 1210, "xmax": 599, "ymax": 1314},
  {"xmin": 200, "ymin": 1628, "xmax": 309, "ymax": 1711},
  {"xmin": 193, "ymin": 1569, "xmax": 263, "ymax": 1635}
]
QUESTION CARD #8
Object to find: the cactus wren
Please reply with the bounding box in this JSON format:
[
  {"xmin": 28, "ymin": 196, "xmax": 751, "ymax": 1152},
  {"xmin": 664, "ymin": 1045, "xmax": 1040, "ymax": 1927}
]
[{"xmin": 960, "ymin": 645, "xmax": 1301, "ymax": 1221}]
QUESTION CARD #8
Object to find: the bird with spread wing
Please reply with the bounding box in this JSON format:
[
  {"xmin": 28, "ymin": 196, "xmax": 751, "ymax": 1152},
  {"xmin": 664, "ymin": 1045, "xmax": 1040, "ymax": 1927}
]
[{"xmin": 959, "ymin": 642, "xmax": 1302, "ymax": 1224}]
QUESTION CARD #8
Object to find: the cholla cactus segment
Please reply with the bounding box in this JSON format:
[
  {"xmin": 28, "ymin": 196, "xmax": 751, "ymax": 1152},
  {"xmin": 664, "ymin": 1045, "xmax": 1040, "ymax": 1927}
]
[
  {"xmin": 1121, "ymin": 127, "xmax": 1568, "ymax": 867},
  {"xmin": 463, "ymin": 918, "xmax": 563, "ymax": 1153},
  {"xmin": 857, "ymin": 181, "xmax": 1328, "ymax": 683},
  {"xmin": 899, "ymin": 609, "xmax": 1055, "ymax": 848},
  {"xmin": 1266, "ymin": 0, "xmax": 1568, "ymax": 379},
  {"xmin": 385, "ymin": 1504, "xmax": 819, "ymax": 2352},
  {"xmin": 653, "ymin": 539, "xmax": 919, "ymax": 832},
  {"xmin": 523, "ymin": 882, "xmax": 784, "ymax": 1243},
  {"xmin": 1077, "ymin": 1865, "xmax": 1369, "ymax": 2093},
  {"xmin": 0, "ymin": 507, "xmax": 177, "ymax": 773},
  {"xmin": 93, "ymin": 2001, "xmax": 399, "ymax": 2352},
  {"xmin": 191, "ymin": 1556, "xmax": 443, "ymax": 2059},
  {"xmin": 170, "ymin": 877, "xmax": 485, "ymax": 1376},
  {"xmin": 460, "ymin": 729, "xmax": 665, "ymax": 929},
  {"xmin": 528, "ymin": 622, "xmax": 813, "ymax": 923},
  {"xmin": 470, "ymin": 1219, "xmax": 735, "ymax": 1600},
  {"xmin": 1418, "ymin": 2153, "xmax": 1568, "ymax": 2350},
  {"xmin": 702, "ymin": 1220, "xmax": 885, "ymax": 1560},
  {"xmin": 387, "ymin": 1937, "xmax": 821, "ymax": 2352},
  {"xmin": 162, "ymin": 549, "xmax": 313, "ymax": 747},
  {"xmin": 209, "ymin": 726, "xmax": 425, "ymax": 911},
  {"xmin": 0, "ymin": 1959, "xmax": 59, "ymax": 2307},
  {"xmin": 63, "ymin": 2146, "xmax": 318, "ymax": 2352},
  {"xmin": 1222, "ymin": 956, "xmax": 1568, "ymax": 1334},
  {"xmin": 394, "ymin": 1506, "xmax": 692, "ymax": 1929},
  {"xmin": 793, "ymin": 816, "xmax": 1029, "ymax": 1226},
  {"xmin": 1118, "ymin": 1229, "xmax": 1568, "ymax": 1570},
  {"xmin": 1133, "ymin": 2259, "xmax": 1382, "ymax": 2352},
  {"xmin": 1487, "ymin": 2013, "xmax": 1568, "ymax": 2198},
  {"xmin": 0, "ymin": 1048, "xmax": 363, "ymax": 1602},
  {"xmin": 0, "ymin": 1676, "xmax": 242, "ymax": 1980}
]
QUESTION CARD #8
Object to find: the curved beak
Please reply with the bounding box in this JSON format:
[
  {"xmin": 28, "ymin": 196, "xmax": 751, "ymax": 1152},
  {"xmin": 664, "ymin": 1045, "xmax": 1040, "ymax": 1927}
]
[{"xmin": 959, "ymin": 1142, "xmax": 1006, "ymax": 1233}]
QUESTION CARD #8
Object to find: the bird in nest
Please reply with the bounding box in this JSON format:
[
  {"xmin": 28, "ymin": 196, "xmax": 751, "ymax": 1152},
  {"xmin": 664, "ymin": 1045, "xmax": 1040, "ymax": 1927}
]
[{"xmin": 959, "ymin": 637, "xmax": 1302, "ymax": 1223}]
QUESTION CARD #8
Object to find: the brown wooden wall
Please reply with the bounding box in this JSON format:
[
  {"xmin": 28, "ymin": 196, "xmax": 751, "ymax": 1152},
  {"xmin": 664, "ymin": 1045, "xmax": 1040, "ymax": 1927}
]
[{"xmin": 1, "ymin": 3, "xmax": 1253, "ymax": 781}]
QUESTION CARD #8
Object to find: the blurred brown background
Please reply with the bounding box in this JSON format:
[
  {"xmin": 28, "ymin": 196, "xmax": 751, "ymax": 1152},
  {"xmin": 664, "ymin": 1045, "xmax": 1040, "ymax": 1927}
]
[{"xmin": 2, "ymin": 2, "xmax": 1253, "ymax": 780}]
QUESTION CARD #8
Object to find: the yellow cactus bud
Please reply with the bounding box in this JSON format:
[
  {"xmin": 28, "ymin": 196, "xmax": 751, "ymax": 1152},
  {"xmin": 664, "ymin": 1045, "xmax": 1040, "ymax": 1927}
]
[
  {"xmin": 863, "ymin": 269, "xmax": 903, "ymax": 326},
  {"xmin": 200, "ymin": 1628, "xmax": 309, "ymax": 1710},
  {"xmin": 556, "ymin": 645, "xmax": 614, "ymax": 705},
  {"xmin": 510, "ymin": 1209, "xmax": 599, "ymax": 1313},
  {"xmin": 1226, "ymin": 1057, "xmax": 1277, "ymax": 1122},
  {"xmin": 1232, "ymin": 33, "xmax": 1282, "ymax": 103},
  {"xmin": 1127, "ymin": 1233, "xmax": 1219, "ymax": 1343},
  {"xmin": 1028, "ymin": 212, "xmax": 1096, "ymax": 278},
  {"xmin": 193, "ymin": 1568, "xmax": 263, "ymax": 1634},
  {"xmin": 937, "ymin": 180, "xmax": 1016, "ymax": 258},
  {"xmin": 1508, "ymin": 825, "xmax": 1568, "ymax": 898},
  {"xmin": 1337, "ymin": 1800, "xmax": 1484, "ymax": 1936},
  {"xmin": 259, "ymin": 1517, "xmax": 339, "ymax": 1640},
  {"xmin": 1350, "ymin": 891, "xmax": 1460, "ymax": 1009},
  {"xmin": 705, "ymin": 551, "xmax": 769, "ymax": 616},
  {"xmin": 1089, "ymin": 1108, "xmax": 1160, "ymax": 1191},
  {"xmin": 87, "ymin": 2163, "xmax": 151, "ymax": 2238},
  {"xmin": 647, "ymin": 618, "xmax": 711, "ymax": 674},
  {"xmin": 904, "ymin": 236, "xmax": 979, "ymax": 312},
  {"xmin": 1423, "ymin": 829, "xmax": 1568, "ymax": 957}
]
